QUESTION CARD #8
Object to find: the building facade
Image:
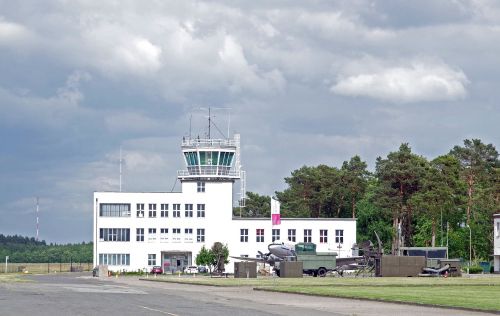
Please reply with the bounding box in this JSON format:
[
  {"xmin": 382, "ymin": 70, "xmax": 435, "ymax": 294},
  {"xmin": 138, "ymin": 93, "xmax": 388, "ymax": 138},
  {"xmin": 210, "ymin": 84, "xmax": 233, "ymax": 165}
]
[
  {"xmin": 494, "ymin": 214, "xmax": 500, "ymax": 273},
  {"xmin": 93, "ymin": 134, "xmax": 356, "ymax": 273}
]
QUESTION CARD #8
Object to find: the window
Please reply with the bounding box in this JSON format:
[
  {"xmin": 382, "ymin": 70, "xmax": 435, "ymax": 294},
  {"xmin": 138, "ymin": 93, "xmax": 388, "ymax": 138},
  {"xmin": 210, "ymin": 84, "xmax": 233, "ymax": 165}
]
[
  {"xmin": 160, "ymin": 228, "xmax": 168, "ymax": 242},
  {"xmin": 98, "ymin": 253, "xmax": 130, "ymax": 266},
  {"xmin": 496, "ymin": 222, "xmax": 500, "ymax": 237},
  {"xmin": 196, "ymin": 204, "xmax": 206, "ymax": 217},
  {"xmin": 173, "ymin": 204, "xmax": 180, "ymax": 218},
  {"xmin": 288, "ymin": 229, "xmax": 296, "ymax": 242},
  {"xmin": 160, "ymin": 204, "xmax": 169, "ymax": 217},
  {"xmin": 148, "ymin": 254, "xmax": 156, "ymax": 266},
  {"xmin": 172, "ymin": 228, "xmax": 181, "ymax": 242},
  {"xmin": 197, "ymin": 181, "xmax": 205, "ymax": 193},
  {"xmin": 99, "ymin": 228, "xmax": 130, "ymax": 241},
  {"xmin": 197, "ymin": 228, "xmax": 205, "ymax": 242},
  {"xmin": 148, "ymin": 228, "xmax": 157, "ymax": 242},
  {"xmin": 240, "ymin": 229, "xmax": 248, "ymax": 242},
  {"xmin": 136, "ymin": 228, "xmax": 144, "ymax": 242},
  {"xmin": 272, "ymin": 229, "xmax": 280, "ymax": 242},
  {"xmin": 335, "ymin": 229, "xmax": 344, "ymax": 243},
  {"xmin": 99, "ymin": 204, "xmax": 131, "ymax": 217},
  {"xmin": 320, "ymin": 229, "xmax": 328, "ymax": 243},
  {"xmin": 184, "ymin": 228, "xmax": 193, "ymax": 242},
  {"xmin": 256, "ymin": 229, "xmax": 264, "ymax": 243},
  {"xmin": 185, "ymin": 204, "xmax": 193, "ymax": 217},
  {"xmin": 304, "ymin": 229, "xmax": 312, "ymax": 243},
  {"xmin": 148, "ymin": 204, "xmax": 157, "ymax": 217},
  {"xmin": 136, "ymin": 203, "xmax": 145, "ymax": 217}
]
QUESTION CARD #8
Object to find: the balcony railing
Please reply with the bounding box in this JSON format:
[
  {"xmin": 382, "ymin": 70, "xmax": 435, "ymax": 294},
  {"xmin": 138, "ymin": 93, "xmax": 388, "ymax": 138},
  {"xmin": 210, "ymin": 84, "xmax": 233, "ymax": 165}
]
[
  {"xmin": 177, "ymin": 168, "xmax": 240, "ymax": 178},
  {"xmin": 182, "ymin": 138, "xmax": 236, "ymax": 148}
]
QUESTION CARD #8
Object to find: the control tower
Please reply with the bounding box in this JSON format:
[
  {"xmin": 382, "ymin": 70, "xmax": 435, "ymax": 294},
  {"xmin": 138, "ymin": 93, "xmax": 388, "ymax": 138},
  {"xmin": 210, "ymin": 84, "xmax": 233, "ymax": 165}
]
[
  {"xmin": 177, "ymin": 134, "xmax": 242, "ymax": 181},
  {"xmin": 177, "ymin": 109, "xmax": 246, "ymax": 207}
]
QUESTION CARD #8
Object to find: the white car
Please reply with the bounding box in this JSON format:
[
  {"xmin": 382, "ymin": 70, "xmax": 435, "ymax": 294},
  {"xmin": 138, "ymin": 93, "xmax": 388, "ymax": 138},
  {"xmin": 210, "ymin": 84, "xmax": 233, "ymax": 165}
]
[{"xmin": 184, "ymin": 266, "xmax": 198, "ymax": 274}]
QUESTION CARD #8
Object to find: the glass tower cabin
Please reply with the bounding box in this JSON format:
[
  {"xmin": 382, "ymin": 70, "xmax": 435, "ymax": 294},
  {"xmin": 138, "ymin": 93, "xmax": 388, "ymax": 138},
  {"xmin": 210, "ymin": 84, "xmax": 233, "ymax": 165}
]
[{"xmin": 177, "ymin": 134, "xmax": 242, "ymax": 181}]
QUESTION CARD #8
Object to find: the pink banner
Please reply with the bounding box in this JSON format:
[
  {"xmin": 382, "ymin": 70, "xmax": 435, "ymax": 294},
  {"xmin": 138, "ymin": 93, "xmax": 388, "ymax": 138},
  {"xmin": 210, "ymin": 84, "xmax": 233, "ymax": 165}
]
[{"xmin": 272, "ymin": 213, "xmax": 281, "ymax": 225}]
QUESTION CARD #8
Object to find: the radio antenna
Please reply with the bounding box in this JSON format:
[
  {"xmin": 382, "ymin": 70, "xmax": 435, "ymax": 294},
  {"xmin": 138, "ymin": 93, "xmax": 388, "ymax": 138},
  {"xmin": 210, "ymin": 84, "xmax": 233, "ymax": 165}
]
[{"xmin": 35, "ymin": 197, "xmax": 39, "ymax": 241}]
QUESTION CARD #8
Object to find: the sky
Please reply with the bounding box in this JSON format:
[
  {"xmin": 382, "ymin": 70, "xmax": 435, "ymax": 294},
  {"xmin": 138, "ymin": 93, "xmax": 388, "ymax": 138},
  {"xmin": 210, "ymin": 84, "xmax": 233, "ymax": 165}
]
[{"xmin": 0, "ymin": 1, "xmax": 499, "ymax": 243}]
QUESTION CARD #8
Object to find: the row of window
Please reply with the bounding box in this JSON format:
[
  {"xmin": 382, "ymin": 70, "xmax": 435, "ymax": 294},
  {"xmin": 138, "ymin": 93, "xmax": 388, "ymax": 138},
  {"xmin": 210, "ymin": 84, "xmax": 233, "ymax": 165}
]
[
  {"xmin": 99, "ymin": 228, "xmax": 130, "ymax": 241},
  {"xmin": 136, "ymin": 228, "xmax": 205, "ymax": 243},
  {"xmin": 137, "ymin": 203, "xmax": 206, "ymax": 218},
  {"xmin": 99, "ymin": 203, "xmax": 206, "ymax": 218},
  {"xmin": 97, "ymin": 253, "xmax": 169, "ymax": 267},
  {"xmin": 240, "ymin": 229, "xmax": 344, "ymax": 243},
  {"xmin": 98, "ymin": 253, "xmax": 130, "ymax": 266},
  {"xmin": 184, "ymin": 151, "xmax": 234, "ymax": 167}
]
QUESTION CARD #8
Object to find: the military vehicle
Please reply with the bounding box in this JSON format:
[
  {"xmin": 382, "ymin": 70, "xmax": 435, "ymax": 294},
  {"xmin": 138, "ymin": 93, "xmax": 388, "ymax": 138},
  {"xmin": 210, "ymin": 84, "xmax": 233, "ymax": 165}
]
[{"xmin": 286, "ymin": 242, "xmax": 337, "ymax": 277}]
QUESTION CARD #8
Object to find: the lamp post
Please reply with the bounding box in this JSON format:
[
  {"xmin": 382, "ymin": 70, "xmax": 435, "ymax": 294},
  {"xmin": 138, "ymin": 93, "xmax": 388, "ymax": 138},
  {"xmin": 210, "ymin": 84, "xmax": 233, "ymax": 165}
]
[
  {"xmin": 446, "ymin": 222, "xmax": 449, "ymax": 259},
  {"xmin": 466, "ymin": 225, "xmax": 471, "ymax": 274}
]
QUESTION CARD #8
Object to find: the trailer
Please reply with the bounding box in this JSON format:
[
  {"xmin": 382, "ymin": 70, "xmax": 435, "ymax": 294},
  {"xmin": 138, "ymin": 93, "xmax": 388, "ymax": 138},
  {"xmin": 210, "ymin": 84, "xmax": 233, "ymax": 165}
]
[{"xmin": 275, "ymin": 243, "xmax": 337, "ymax": 277}]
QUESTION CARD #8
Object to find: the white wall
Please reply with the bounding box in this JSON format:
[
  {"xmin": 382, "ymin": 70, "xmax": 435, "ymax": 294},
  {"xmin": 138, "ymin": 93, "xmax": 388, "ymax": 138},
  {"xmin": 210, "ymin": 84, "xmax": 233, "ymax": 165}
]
[{"xmin": 93, "ymin": 181, "xmax": 357, "ymax": 273}]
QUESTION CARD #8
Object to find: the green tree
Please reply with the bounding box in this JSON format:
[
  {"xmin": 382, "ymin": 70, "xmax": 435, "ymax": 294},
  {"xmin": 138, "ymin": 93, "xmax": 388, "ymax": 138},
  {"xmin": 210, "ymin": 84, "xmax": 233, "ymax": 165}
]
[
  {"xmin": 234, "ymin": 192, "xmax": 271, "ymax": 217},
  {"xmin": 195, "ymin": 245, "xmax": 213, "ymax": 271},
  {"xmin": 210, "ymin": 242, "xmax": 229, "ymax": 273},
  {"xmin": 341, "ymin": 155, "xmax": 370, "ymax": 218},
  {"xmin": 374, "ymin": 143, "xmax": 428, "ymax": 254},
  {"xmin": 276, "ymin": 164, "xmax": 352, "ymax": 218},
  {"xmin": 410, "ymin": 155, "xmax": 464, "ymax": 247},
  {"xmin": 450, "ymin": 139, "xmax": 499, "ymax": 260},
  {"xmin": 276, "ymin": 165, "xmax": 324, "ymax": 217},
  {"xmin": 450, "ymin": 139, "xmax": 499, "ymax": 224},
  {"xmin": 356, "ymin": 179, "xmax": 392, "ymax": 251}
]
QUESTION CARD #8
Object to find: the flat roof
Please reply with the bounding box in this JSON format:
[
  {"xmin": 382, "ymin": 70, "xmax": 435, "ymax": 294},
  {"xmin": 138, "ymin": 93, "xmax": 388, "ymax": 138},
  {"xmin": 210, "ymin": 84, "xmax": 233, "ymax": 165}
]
[{"xmin": 231, "ymin": 217, "xmax": 356, "ymax": 221}]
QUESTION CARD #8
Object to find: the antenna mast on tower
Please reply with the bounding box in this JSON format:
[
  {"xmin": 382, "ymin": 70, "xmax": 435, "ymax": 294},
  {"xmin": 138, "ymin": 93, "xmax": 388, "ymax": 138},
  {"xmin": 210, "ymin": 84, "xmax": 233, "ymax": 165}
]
[{"xmin": 208, "ymin": 107, "xmax": 211, "ymax": 139}]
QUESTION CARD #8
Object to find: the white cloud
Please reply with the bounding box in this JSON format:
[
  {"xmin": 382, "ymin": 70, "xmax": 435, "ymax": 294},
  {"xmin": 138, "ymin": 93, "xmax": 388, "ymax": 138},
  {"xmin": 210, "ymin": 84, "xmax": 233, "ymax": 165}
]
[
  {"xmin": 115, "ymin": 37, "xmax": 162, "ymax": 74},
  {"xmin": 0, "ymin": 18, "xmax": 29, "ymax": 41},
  {"xmin": 0, "ymin": 17, "xmax": 34, "ymax": 48},
  {"xmin": 331, "ymin": 59, "xmax": 469, "ymax": 103},
  {"xmin": 217, "ymin": 35, "xmax": 286, "ymax": 93}
]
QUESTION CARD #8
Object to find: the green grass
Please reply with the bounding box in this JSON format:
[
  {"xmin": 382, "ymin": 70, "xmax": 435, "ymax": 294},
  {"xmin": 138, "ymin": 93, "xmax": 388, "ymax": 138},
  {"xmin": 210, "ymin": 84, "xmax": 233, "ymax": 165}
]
[
  {"xmin": 144, "ymin": 274, "xmax": 500, "ymax": 287},
  {"xmin": 0, "ymin": 274, "xmax": 25, "ymax": 283},
  {"xmin": 262, "ymin": 285, "xmax": 500, "ymax": 311},
  {"xmin": 144, "ymin": 275, "xmax": 500, "ymax": 311}
]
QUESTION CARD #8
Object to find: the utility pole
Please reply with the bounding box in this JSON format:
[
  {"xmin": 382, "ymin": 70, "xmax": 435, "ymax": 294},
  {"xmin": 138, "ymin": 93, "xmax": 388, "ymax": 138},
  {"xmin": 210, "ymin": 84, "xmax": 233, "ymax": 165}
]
[
  {"xmin": 467, "ymin": 224, "xmax": 472, "ymax": 274},
  {"xmin": 446, "ymin": 222, "xmax": 449, "ymax": 259},
  {"xmin": 440, "ymin": 209, "xmax": 443, "ymax": 247},
  {"xmin": 36, "ymin": 197, "xmax": 39, "ymax": 241}
]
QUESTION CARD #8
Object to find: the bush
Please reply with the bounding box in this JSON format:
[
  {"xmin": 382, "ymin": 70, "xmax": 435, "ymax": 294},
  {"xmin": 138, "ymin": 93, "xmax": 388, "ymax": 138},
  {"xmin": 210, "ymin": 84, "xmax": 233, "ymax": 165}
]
[{"xmin": 467, "ymin": 266, "xmax": 483, "ymax": 274}]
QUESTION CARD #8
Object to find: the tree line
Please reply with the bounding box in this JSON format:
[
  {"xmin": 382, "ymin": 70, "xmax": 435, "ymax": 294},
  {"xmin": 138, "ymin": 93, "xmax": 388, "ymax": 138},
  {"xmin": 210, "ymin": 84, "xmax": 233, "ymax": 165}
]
[
  {"xmin": 0, "ymin": 234, "xmax": 93, "ymax": 263},
  {"xmin": 234, "ymin": 139, "xmax": 499, "ymax": 261}
]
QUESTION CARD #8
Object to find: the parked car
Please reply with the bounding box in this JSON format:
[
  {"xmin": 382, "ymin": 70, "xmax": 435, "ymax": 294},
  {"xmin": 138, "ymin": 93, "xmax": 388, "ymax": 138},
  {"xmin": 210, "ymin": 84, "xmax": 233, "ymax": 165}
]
[
  {"xmin": 183, "ymin": 266, "xmax": 198, "ymax": 274},
  {"xmin": 151, "ymin": 266, "xmax": 163, "ymax": 274},
  {"xmin": 197, "ymin": 266, "xmax": 207, "ymax": 273}
]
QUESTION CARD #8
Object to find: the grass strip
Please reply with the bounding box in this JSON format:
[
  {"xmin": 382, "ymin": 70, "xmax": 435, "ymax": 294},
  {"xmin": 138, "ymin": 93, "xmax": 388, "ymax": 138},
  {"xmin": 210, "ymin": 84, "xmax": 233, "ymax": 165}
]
[
  {"xmin": 257, "ymin": 285, "xmax": 500, "ymax": 312},
  {"xmin": 141, "ymin": 275, "xmax": 500, "ymax": 287},
  {"xmin": 0, "ymin": 274, "xmax": 25, "ymax": 283}
]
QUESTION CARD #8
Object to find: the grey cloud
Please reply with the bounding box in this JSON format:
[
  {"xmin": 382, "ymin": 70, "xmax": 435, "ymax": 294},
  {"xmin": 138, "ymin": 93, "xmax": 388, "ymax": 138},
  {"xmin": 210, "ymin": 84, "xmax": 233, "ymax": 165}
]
[
  {"xmin": 331, "ymin": 59, "xmax": 469, "ymax": 103},
  {"xmin": 0, "ymin": 1, "xmax": 498, "ymax": 242}
]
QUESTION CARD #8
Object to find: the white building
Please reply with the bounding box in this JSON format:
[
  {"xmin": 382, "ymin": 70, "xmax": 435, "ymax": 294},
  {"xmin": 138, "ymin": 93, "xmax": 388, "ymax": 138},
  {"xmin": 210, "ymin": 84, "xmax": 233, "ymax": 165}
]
[
  {"xmin": 93, "ymin": 134, "xmax": 356, "ymax": 273},
  {"xmin": 494, "ymin": 214, "xmax": 500, "ymax": 273}
]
